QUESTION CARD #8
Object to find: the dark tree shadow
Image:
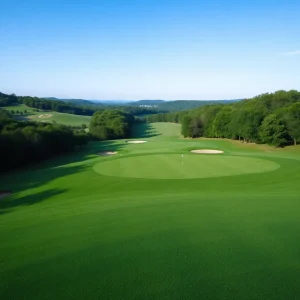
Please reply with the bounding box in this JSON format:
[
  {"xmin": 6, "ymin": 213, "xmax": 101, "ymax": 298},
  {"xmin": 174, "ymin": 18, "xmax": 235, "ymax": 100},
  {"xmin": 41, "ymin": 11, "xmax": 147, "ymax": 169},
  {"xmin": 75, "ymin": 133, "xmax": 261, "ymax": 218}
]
[
  {"xmin": 1, "ymin": 164, "xmax": 86, "ymax": 192},
  {"xmin": 0, "ymin": 133, "xmax": 135, "ymax": 216},
  {"xmin": 0, "ymin": 140, "xmax": 125, "ymax": 213},
  {"xmin": 0, "ymin": 140, "xmax": 124, "ymax": 214},
  {"xmin": 91, "ymin": 140, "xmax": 125, "ymax": 153},
  {"xmin": 130, "ymin": 123, "xmax": 161, "ymax": 138},
  {"xmin": 0, "ymin": 164, "xmax": 89, "ymax": 215},
  {"xmin": 0, "ymin": 188, "xmax": 67, "ymax": 214}
]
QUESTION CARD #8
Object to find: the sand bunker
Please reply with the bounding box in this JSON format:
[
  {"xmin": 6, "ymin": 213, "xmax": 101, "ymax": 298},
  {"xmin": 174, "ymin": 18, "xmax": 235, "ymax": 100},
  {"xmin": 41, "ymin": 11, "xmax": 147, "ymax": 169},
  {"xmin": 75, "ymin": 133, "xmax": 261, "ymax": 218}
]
[
  {"xmin": 126, "ymin": 140, "xmax": 147, "ymax": 144},
  {"xmin": 38, "ymin": 114, "xmax": 52, "ymax": 118},
  {"xmin": 98, "ymin": 151, "xmax": 118, "ymax": 156},
  {"xmin": 190, "ymin": 149, "xmax": 224, "ymax": 154}
]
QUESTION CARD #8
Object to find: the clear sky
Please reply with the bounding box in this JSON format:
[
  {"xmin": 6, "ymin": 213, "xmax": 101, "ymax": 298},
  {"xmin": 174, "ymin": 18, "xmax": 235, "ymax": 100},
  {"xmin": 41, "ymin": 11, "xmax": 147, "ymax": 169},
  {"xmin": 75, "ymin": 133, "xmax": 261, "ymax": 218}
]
[{"xmin": 1, "ymin": 0, "xmax": 300, "ymax": 100}]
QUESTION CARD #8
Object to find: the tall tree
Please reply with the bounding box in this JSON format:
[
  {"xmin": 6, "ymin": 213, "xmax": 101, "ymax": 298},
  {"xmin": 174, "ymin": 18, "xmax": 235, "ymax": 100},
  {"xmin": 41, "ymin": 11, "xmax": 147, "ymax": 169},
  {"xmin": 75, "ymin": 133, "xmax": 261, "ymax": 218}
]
[
  {"xmin": 181, "ymin": 115, "xmax": 193, "ymax": 137},
  {"xmin": 259, "ymin": 114, "xmax": 288, "ymax": 147},
  {"xmin": 280, "ymin": 102, "xmax": 300, "ymax": 145}
]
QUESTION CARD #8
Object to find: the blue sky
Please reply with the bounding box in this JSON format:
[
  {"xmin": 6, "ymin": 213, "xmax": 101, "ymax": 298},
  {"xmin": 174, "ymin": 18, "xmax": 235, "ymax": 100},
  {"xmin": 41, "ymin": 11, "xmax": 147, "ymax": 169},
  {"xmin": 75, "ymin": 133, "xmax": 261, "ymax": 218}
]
[{"xmin": 1, "ymin": 0, "xmax": 299, "ymax": 100}]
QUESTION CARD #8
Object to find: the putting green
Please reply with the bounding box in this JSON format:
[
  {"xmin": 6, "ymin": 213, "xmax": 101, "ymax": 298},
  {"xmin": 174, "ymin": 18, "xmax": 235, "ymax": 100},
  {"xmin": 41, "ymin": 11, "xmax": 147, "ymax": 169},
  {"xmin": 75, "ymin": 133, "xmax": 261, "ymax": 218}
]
[{"xmin": 94, "ymin": 154, "xmax": 280, "ymax": 179}]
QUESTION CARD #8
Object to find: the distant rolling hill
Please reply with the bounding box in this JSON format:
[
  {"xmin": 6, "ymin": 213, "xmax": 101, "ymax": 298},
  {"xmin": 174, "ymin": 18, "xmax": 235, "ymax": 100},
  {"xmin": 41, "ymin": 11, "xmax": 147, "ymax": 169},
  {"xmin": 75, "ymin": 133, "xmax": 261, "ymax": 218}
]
[
  {"xmin": 128, "ymin": 100, "xmax": 166, "ymax": 105},
  {"xmin": 128, "ymin": 99, "xmax": 242, "ymax": 111},
  {"xmin": 158, "ymin": 99, "xmax": 242, "ymax": 111},
  {"xmin": 44, "ymin": 98, "xmax": 131, "ymax": 105},
  {"xmin": 43, "ymin": 97, "xmax": 243, "ymax": 112},
  {"xmin": 43, "ymin": 97, "xmax": 96, "ymax": 105}
]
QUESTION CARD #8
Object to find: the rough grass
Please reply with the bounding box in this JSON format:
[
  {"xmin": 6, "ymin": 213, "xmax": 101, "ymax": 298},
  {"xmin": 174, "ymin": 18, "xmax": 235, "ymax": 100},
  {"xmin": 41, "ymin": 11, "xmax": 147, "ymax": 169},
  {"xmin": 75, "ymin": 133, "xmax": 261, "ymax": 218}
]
[{"xmin": 1, "ymin": 123, "xmax": 300, "ymax": 300}]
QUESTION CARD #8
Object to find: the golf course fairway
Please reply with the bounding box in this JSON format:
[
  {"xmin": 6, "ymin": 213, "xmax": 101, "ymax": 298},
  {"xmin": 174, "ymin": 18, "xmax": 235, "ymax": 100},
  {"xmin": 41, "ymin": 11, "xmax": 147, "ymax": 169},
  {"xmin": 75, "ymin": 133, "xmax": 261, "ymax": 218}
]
[{"xmin": 1, "ymin": 122, "xmax": 300, "ymax": 300}]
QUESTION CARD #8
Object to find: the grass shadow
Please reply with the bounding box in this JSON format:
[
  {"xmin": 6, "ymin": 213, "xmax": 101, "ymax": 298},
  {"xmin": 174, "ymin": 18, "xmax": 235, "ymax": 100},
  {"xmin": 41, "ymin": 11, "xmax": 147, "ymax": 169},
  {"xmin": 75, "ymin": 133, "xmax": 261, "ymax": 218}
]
[
  {"xmin": 0, "ymin": 140, "xmax": 125, "ymax": 192},
  {"xmin": 0, "ymin": 188, "xmax": 67, "ymax": 214},
  {"xmin": 0, "ymin": 138, "xmax": 126, "ymax": 215},
  {"xmin": 0, "ymin": 164, "xmax": 89, "ymax": 215},
  {"xmin": 131, "ymin": 123, "xmax": 161, "ymax": 138}
]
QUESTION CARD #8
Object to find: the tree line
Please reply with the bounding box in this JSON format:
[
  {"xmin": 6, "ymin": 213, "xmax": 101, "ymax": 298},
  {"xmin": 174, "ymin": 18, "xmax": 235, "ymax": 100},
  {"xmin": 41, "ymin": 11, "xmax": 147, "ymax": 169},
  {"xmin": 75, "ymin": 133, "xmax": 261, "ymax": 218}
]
[
  {"xmin": 20, "ymin": 96, "xmax": 97, "ymax": 116},
  {"xmin": 144, "ymin": 111, "xmax": 182, "ymax": 123},
  {"xmin": 0, "ymin": 110, "xmax": 89, "ymax": 172},
  {"xmin": 156, "ymin": 99, "xmax": 239, "ymax": 112},
  {"xmin": 144, "ymin": 90, "xmax": 300, "ymax": 147},
  {"xmin": 0, "ymin": 92, "xmax": 166, "ymax": 117},
  {"xmin": 0, "ymin": 92, "xmax": 96, "ymax": 115},
  {"xmin": 0, "ymin": 92, "xmax": 18, "ymax": 106}
]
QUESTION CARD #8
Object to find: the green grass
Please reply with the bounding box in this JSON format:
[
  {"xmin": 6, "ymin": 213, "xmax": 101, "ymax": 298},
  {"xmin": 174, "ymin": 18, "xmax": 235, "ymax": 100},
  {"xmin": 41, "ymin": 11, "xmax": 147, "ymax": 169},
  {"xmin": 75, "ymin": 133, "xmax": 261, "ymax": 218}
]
[
  {"xmin": 3, "ymin": 103, "xmax": 37, "ymax": 113},
  {"xmin": 28, "ymin": 111, "xmax": 92, "ymax": 127},
  {"xmin": 1, "ymin": 123, "xmax": 300, "ymax": 300},
  {"xmin": 94, "ymin": 154, "xmax": 280, "ymax": 179},
  {"xmin": 2, "ymin": 104, "xmax": 91, "ymax": 127}
]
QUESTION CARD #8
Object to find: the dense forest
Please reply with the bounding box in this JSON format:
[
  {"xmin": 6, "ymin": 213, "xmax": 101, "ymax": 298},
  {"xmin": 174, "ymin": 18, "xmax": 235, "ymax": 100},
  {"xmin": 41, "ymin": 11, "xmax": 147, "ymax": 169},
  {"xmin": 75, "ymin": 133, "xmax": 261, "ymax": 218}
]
[
  {"xmin": 145, "ymin": 90, "xmax": 300, "ymax": 147},
  {"xmin": 0, "ymin": 92, "xmax": 19, "ymax": 106},
  {"xmin": 0, "ymin": 109, "xmax": 89, "ymax": 172},
  {"xmin": 89, "ymin": 110, "xmax": 134, "ymax": 140},
  {"xmin": 144, "ymin": 111, "xmax": 183, "ymax": 123}
]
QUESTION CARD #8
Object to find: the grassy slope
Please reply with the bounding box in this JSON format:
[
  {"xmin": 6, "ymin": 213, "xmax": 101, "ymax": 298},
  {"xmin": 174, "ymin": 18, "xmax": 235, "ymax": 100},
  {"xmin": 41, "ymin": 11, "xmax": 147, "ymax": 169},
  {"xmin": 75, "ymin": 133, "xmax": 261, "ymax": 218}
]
[
  {"xmin": 2, "ymin": 104, "xmax": 91, "ymax": 126},
  {"xmin": 30, "ymin": 111, "xmax": 91, "ymax": 127},
  {"xmin": 1, "ymin": 123, "xmax": 300, "ymax": 300},
  {"xmin": 4, "ymin": 104, "xmax": 37, "ymax": 113}
]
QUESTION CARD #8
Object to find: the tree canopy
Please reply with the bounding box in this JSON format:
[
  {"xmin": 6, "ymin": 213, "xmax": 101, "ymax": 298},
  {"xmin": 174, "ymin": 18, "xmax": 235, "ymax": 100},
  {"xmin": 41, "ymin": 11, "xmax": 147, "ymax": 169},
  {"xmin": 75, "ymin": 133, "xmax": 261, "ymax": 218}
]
[
  {"xmin": 89, "ymin": 110, "xmax": 134, "ymax": 140},
  {"xmin": 144, "ymin": 90, "xmax": 300, "ymax": 147}
]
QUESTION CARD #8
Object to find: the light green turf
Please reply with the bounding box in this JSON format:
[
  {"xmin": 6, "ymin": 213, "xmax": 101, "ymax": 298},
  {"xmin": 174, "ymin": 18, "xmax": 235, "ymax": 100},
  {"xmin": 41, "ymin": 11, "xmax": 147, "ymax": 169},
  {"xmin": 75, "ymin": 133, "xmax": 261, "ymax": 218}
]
[
  {"xmin": 1, "ymin": 122, "xmax": 300, "ymax": 300},
  {"xmin": 28, "ymin": 111, "xmax": 91, "ymax": 126},
  {"xmin": 1, "ymin": 104, "xmax": 91, "ymax": 126},
  {"xmin": 94, "ymin": 154, "xmax": 280, "ymax": 179},
  {"xmin": 3, "ymin": 104, "xmax": 37, "ymax": 113}
]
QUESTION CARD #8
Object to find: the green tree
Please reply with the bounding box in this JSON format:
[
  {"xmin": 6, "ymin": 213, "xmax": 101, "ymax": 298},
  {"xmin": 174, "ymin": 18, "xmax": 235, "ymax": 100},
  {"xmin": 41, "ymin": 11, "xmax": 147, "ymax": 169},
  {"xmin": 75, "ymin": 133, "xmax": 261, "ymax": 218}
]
[
  {"xmin": 259, "ymin": 114, "xmax": 288, "ymax": 147},
  {"xmin": 89, "ymin": 110, "xmax": 134, "ymax": 140},
  {"xmin": 280, "ymin": 103, "xmax": 300, "ymax": 145},
  {"xmin": 212, "ymin": 106, "xmax": 233, "ymax": 138},
  {"xmin": 181, "ymin": 115, "xmax": 192, "ymax": 137}
]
